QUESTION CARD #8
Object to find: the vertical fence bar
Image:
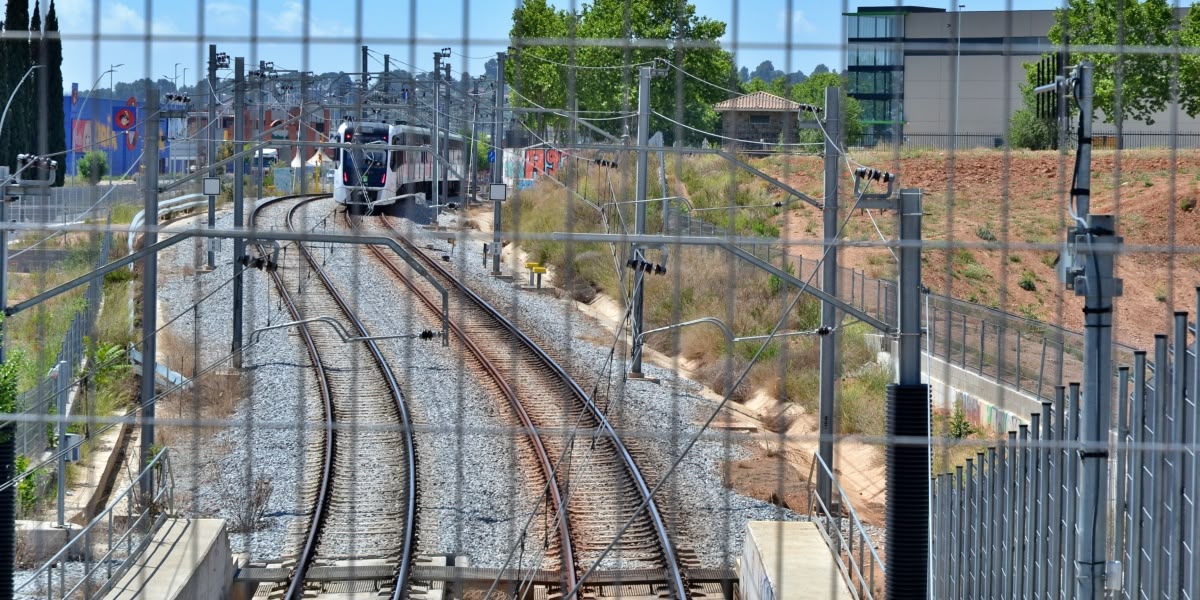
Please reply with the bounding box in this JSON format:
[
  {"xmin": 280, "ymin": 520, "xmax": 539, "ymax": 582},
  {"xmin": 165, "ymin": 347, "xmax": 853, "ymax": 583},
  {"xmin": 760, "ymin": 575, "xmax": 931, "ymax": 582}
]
[
  {"xmin": 1149, "ymin": 335, "xmax": 1168, "ymax": 600},
  {"xmin": 1025, "ymin": 417, "xmax": 1038, "ymax": 600},
  {"xmin": 1037, "ymin": 337, "xmax": 1048, "ymax": 401},
  {"xmin": 1016, "ymin": 332, "xmax": 1023, "ymax": 392},
  {"xmin": 1189, "ymin": 289, "xmax": 1200, "ymax": 599},
  {"xmin": 974, "ymin": 451, "xmax": 986, "ymax": 600},
  {"xmin": 1002, "ymin": 434, "xmax": 1014, "ymax": 598},
  {"xmin": 951, "ymin": 466, "xmax": 962, "ymax": 599},
  {"xmin": 1038, "ymin": 402, "xmax": 1053, "ymax": 599},
  {"xmin": 990, "ymin": 446, "xmax": 1002, "ymax": 598},
  {"xmin": 1015, "ymin": 424, "xmax": 1028, "ymax": 598},
  {"xmin": 1050, "ymin": 386, "xmax": 1066, "ymax": 599},
  {"xmin": 965, "ymin": 457, "xmax": 977, "ymax": 600},
  {"xmin": 980, "ymin": 322, "xmax": 987, "ymax": 375},
  {"xmin": 1168, "ymin": 313, "xmax": 1188, "ymax": 597},
  {"xmin": 1128, "ymin": 352, "xmax": 1148, "ymax": 597},
  {"xmin": 1064, "ymin": 383, "xmax": 1080, "ymax": 600},
  {"xmin": 1114, "ymin": 365, "xmax": 1130, "ymax": 598},
  {"xmin": 962, "ymin": 313, "xmax": 968, "ymax": 367}
]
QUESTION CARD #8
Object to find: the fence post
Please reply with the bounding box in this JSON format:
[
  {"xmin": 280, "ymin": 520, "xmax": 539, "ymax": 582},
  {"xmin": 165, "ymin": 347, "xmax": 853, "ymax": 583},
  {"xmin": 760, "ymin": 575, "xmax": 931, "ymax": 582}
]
[
  {"xmin": 1016, "ymin": 332, "xmax": 1023, "ymax": 392},
  {"xmin": 56, "ymin": 360, "xmax": 67, "ymax": 528},
  {"xmin": 980, "ymin": 323, "xmax": 987, "ymax": 374}
]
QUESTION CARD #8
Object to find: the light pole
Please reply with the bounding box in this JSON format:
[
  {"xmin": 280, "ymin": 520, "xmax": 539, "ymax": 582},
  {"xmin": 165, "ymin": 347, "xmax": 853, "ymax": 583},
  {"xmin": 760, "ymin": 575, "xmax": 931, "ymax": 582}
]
[
  {"xmin": 0, "ymin": 66, "xmax": 45, "ymax": 146},
  {"xmin": 69, "ymin": 65, "xmax": 120, "ymax": 177},
  {"xmin": 109, "ymin": 63, "xmax": 123, "ymax": 99},
  {"xmin": 954, "ymin": 4, "xmax": 965, "ymax": 149}
]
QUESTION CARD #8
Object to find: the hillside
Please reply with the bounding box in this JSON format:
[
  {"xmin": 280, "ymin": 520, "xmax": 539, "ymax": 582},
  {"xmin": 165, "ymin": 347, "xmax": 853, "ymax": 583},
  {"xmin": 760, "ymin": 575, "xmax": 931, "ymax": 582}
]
[{"xmin": 740, "ymin": 148, "xmax": 1200, "ymax": 351}]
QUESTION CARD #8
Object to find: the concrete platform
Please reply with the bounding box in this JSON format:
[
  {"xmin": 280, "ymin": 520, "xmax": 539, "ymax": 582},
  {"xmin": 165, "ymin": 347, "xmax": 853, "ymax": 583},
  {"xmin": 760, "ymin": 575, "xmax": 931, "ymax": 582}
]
[
  {"xmin": 740, "ymin": 521, "xmax": 855, "ymax": 600},
  {"xmin": 103, "ymin": 518, "xmax": 233, "ymax": 600}
]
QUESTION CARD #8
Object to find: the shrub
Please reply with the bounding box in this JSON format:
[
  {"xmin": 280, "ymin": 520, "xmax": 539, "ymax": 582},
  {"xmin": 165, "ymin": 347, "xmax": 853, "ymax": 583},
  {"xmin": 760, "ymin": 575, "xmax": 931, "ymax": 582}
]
[
  {"xmin": 78, "ymin": 151, "xmax": 109, "ymax": 183},
  {"xmin": 975, "ymin": 223, "xmax": 997, "ymax": 242},
  {"xmin": 948, "ymin": 403, "xmax": 977, "ymax": 439},
  {"xmin": 1009, "ymin": 108, "xmax": 1055, "ymax": 150},
  {"xmin": 1181, "ymin": 196, "xmax": 1196, "ymax": 213},
  {"xmin": 1018, "ymin": 270, "xmax": 1037, "ymax": 291},
  {"xmin": 962, "ymin": 263, "xmax": 991, "ymax": 281}
]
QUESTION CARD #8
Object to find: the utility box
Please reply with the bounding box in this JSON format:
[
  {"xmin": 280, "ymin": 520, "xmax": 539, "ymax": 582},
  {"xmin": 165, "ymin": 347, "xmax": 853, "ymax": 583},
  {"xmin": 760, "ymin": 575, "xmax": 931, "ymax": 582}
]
[{"xmin": 63, "ymin": 433, "xmax": 82, "ymax": 462}]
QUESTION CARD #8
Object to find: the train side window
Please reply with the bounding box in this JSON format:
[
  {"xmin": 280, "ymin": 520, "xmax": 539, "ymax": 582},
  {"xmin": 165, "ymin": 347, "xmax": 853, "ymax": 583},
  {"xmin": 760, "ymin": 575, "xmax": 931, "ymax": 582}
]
[{"xmin": 390, "ymin": 136, "xmax": 402, "ymax": 169}]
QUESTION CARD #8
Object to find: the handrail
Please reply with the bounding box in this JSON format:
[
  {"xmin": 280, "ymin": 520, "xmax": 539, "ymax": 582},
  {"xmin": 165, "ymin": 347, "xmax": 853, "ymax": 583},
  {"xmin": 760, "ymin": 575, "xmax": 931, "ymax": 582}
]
[
  {"xmin": 806, "ymin": 452, "xmax": 884, "ymax": 599},
  {"xmin": 15, "ymin": 447, "xmax": 174, "ymax": 599}
]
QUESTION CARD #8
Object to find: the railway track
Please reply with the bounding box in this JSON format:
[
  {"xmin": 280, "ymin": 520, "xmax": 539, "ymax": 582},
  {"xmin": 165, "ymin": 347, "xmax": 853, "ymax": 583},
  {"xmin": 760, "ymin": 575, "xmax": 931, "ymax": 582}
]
[
  {"xmin": 344, "ymin": 207, "xmax": 690, "ymax": 600},
  {"xmin": 251, "ymin": 195, "xmax": 418, "ymax": 600}
]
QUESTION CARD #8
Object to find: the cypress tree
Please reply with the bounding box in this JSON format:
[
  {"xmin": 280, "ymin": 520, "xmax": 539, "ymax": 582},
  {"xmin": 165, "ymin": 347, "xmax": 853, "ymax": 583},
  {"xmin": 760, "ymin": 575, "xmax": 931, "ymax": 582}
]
[
  {"xmin": 1, "ymin": 0, "xmax": 32, "ymax": 171},
  {"xmin": 45, "ymin": 0, "xmax": 63, "ymax": 185}
]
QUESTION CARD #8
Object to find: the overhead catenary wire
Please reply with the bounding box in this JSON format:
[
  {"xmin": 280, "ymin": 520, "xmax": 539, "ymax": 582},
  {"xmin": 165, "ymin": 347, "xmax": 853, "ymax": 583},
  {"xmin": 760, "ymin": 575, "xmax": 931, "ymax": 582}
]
[{"xmin": 651, "ymin": 110, "xmax": 823, "ymax": 148}]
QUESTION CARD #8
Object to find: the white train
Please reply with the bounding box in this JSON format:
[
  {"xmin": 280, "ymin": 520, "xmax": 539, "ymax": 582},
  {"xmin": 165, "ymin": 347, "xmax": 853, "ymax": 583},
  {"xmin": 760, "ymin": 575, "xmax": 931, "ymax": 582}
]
[{"xmin": 330, "ymin": 119, "xmax": 467, "ymax": 211}]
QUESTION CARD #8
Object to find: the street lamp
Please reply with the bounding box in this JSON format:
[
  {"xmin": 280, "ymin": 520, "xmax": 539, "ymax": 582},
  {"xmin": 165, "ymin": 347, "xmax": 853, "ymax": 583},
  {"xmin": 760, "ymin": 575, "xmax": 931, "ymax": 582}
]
[
  {"xmin": 109, "ymin": 63, "xmax": 124, "ymax": 99},
  {"xmin": 954, "ymin": 4, "xmax": 965, "ymax": 149}
]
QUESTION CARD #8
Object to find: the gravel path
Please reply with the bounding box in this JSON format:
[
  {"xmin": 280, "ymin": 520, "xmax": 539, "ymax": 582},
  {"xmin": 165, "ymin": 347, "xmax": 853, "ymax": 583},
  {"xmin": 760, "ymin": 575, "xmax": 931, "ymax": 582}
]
[{"xmin": 154, "ymin": 205, "xmax": 321, "ymax": 561}]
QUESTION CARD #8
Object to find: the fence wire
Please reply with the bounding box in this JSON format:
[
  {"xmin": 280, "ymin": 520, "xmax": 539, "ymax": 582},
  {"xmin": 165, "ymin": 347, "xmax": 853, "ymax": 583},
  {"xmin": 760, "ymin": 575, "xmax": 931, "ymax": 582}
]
[{"xmin": 2, "ymin": 1, "xmax": 1200, "ymax": 599}]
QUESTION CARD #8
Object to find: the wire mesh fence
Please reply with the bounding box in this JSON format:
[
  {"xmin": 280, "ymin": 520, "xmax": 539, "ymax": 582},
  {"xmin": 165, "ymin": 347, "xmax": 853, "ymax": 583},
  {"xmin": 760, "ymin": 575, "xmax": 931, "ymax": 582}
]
[{"xmin": 3, "ymin": 0, "xmax": 1200, "ymax": 599}]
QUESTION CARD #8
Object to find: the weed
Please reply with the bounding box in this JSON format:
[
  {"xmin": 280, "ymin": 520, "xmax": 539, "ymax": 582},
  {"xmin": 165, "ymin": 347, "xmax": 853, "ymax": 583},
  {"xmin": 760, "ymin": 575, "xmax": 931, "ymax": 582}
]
[
  {"xmin": 975, "ymin": 223, "xmax": 997, "ymax": 242},
  {"xmin": 948, "ymin": 403, "xmax": 978, "ymax": 439},
  {"xmin": 1008, "ymin": 255, "xmax": 1022, "ymax": 264},
  {"xmin": 1018, "ymin": 270, "xmax": 1037, "ymax": 291},
  {"xmin": 1040, "ymin": 253, "xmax": 1058, "ymax": 268},
  {"xmin": 228, "ymin": 477, "xmax": 274, "ymax": 533},
  {"xmin": 952, "ymin": 248, "xmax": 977, "ymax": 266},
  {"xmin": 961, "ymin": 263, "xmax": 991, "ymax": 281},
  {"xmin": 1155, "ymin": 286, "xmax": 1168, "ymax": 303},
  {"xmin": 840, "ymin": 363, "xmax": 891, "ymax": 436},
  {"xmin": 1181, "ymin": 196, "xmax": 1197, "ymax": 213}
]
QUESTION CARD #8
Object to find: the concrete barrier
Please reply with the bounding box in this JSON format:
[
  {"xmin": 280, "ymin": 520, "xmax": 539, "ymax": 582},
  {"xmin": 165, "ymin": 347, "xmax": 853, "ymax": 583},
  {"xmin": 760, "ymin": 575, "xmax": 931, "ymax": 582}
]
[{"xmin": 103, "ymin": 518, "xmax": 233, "ymax": 600}]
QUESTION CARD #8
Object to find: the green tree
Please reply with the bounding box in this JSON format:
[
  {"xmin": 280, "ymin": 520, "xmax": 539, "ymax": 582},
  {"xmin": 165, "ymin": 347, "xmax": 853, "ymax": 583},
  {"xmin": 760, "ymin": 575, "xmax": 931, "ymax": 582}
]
[
  {"xmin": 78, "ymin": 150, "xmax": 108, "ymax": 183},
  {"xmin": 1, "ymin": 0, "xmax": 33, "ymax": 172},
  {"xmin": 508, "ymin": 0, "xmax": 570, "ymax": 138},
  {"xmin": 790, "ymin": 71, "xmax": 864, "ymax": 146},
  {"xmin": 509, "ymin": 0, "xmax": 734, "ymax": 145},
  {"xmin": 1047, "ymin": 0, "xmax": 1183, "ymax": 132},
  {"xmin": 44, "ymin": 0, "xmax": 64, "ymax": 186}
]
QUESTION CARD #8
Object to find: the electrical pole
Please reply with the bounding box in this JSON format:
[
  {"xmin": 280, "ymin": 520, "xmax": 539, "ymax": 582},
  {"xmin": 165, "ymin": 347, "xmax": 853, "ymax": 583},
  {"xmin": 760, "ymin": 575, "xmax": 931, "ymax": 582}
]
[
  {"xmin": 1072, "ymin": 61, "xmax": 1120, "ymax": 600},
  {"xmin": 432, "ymin": 51, "xmax": 443, "ymax": 223},
  {"xmin": 443, "ymin": 61, "xmax": 452, "ymax": 205},
  {"xmin": 887, "ymin": 188, "xmax": 930, "ymax": 598},
  {"xmin": 383, "ymin": 54, "xmax": 390, "ymax": 93},
  {"xmin": 206, "ymin": 45, "xmax": 218, "ymax": 270},
  {"xmin": 0, "ymin": 165, "xmax": 11, "ymax": 600},
  {"xmin": 232, "ymin": 58, "xmax": 245, "ymax": 367},
  {"xmin": 630, "ymin": 65, "xmax": 651, "ymax": 376},
  {"xmin": 140, "ymin": 87, "xmax": 160, "ymax": 496},
  {"xmin": 299, "ymin": 73, "xmax": 308, "ymax": 197},
  {"xmin": 257, "ymin": 61, "xmax": 267, "ymax": 201},
  {"xmin": 360, "ymin": 45, "xmax": 368, "ymax": 124},
  {"xmin": 467, "ymin": 78, "xmax": 479, "ymax": 202},
  {"xmin": 491, "ymin": 51, "xmax": 506, "ymax": 276},
  {"xmin": 818, "ymin": 86, "xmax": 841, "ymax": 505}
]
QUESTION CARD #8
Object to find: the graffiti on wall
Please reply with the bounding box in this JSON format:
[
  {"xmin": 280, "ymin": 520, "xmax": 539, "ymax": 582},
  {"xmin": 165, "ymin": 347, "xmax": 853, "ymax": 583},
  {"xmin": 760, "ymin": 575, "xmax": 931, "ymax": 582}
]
[{"xmin": 503, "ymin": 146, "xmax": 569, "ymax": 189}]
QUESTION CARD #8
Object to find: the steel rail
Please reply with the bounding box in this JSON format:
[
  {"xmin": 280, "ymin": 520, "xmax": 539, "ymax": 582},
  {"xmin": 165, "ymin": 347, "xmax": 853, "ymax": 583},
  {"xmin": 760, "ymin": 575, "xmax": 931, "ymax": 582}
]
[
  {"xmin": 254, "ymin": 195, "xmax": 418, "ymax": 599},
  {"xmin": 290, "ymin": 197, "xmax": 420, "ymax": 600},
  {"xmin": 346, "ymin": 211, "xmax": 578, "ymax": 594},
  {"xmin": 248, "ymin": 194, "xmax": 338, "ymax": 600},
  {"xmin": 378, "ymin": 217, "xmax": 689, "ymax": 600}
]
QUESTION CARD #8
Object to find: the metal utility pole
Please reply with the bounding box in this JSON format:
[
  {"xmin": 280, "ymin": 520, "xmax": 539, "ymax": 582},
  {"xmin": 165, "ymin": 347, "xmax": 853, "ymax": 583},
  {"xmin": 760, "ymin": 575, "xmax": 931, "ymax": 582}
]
[
  {"xmin": 469, "ymin": 77, "xmax": 480, "ymax": 202},
  {"xmin": 206, "ymin": 45, "xmax": 219, "ymax": 270},
  {"xmin": 491, "ymin": 52, "xmax": 506, "ymax": 276},
  {"xmin": 0, "ymin": 165, "xmax": 11, "ymax": 600},
  {"xmin": 299, "ymin": 74, "xmax": 308, "ymax": 197},
  {"xmin": 630, "ymin": 65, "xmax": 652, "ymax": 376},
  {"xmin": 886, "ymin": 188, "xmax": 930, "ymax": 598},
  {"xmin": 232, "ymin": 58, "xmax": 246, "ymax": 367},
  {"xmin": 1071, "ymin": 61, "xmax": 1120, "ymax": 600},
  {"xmin": 443, "ymin": 61, "xmax": 452, "ymax": 204},
  {"xmin": 817, "ymin": 86, "xmax": 841, "ymax": 504},
  {"xmin": 256, "ymin": 61, "xmax": 267, "ymax": 201},
  {"xmin": 140, "ymin": 88, "xmax": 160, "ymax": 495},
  {"xmin": 383, "ymin": 54, "xmax": 390, "ymax": 93},
  {"xmin": 432, "ymin": 51, "xmax": 443, "ymax": 222},
  {"xmin": 360, "ymin": 45, "xmax": 368, "ymax": 124}
]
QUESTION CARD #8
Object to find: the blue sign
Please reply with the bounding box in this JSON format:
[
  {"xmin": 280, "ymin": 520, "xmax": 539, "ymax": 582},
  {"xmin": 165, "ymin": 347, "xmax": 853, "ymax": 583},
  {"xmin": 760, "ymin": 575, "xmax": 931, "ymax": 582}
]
[{"xmin": 487, "ymin": 149, "xmax": 496, "ymax": 164}]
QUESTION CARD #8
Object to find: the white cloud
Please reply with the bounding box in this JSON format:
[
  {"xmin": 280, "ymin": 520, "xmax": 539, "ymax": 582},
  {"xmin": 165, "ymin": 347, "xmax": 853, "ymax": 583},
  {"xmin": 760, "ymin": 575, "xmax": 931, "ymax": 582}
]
[
  {"xmin": 206, "ymin": 2, "xmax": 248, "ymax": 27},
  {"xmin": 778, "ymin": 9, "xmax": 818, "ymax": 35},
  {"xmin": 271, "ymin": 1, "xmax": 351, "ymax": 37}
]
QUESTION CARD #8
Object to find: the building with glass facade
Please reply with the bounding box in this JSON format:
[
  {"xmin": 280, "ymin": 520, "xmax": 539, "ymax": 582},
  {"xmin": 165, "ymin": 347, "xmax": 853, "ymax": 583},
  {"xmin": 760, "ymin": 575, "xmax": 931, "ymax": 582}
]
[{"xmin": 844, "ymin": 5, "xmax": 1199, "ymax": 147}]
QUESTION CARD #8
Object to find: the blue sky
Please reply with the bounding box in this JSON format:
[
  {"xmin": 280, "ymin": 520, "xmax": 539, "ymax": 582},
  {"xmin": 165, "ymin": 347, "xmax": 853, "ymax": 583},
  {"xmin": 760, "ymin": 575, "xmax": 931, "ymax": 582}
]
[{"xmin": 45, "ymin": 0, "xmax": 1064, "ymax": 94}]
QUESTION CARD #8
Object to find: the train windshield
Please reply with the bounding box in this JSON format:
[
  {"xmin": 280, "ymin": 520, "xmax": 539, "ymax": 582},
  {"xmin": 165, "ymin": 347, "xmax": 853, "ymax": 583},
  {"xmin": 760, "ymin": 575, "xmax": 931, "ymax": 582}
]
[{"xmin": 362, "ymin": 139, "xmax": 387, "ymax": 166}]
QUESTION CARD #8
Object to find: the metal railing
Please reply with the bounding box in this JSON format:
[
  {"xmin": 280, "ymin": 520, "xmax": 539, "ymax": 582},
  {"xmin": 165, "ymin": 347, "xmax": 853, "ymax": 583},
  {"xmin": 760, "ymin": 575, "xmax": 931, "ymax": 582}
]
[
  {"xmin": 852, "ymin": 131, "xmax": 1200, "ymax": 150},
  {"xmin": 806, "ymin": 452, "xmax": 885, "ymax": 599},
  {"xmin": 930, "ymin": 304, "xmax": 1200, "ymax": 599},
  {"xmin": 12, "ymin": 230, "xmax": 112, "ymax": 458},
  {"xmin": 14, "ymin": 447, "xmax": 175, "ymax": 600},
  {"xmin": 670, "ymin": 202, "xmax": 1133, "ymax": 412}
]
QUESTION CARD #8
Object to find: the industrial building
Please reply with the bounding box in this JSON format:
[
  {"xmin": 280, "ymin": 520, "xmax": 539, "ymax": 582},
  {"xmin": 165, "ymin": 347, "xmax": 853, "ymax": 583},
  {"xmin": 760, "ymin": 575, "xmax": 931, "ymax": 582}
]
[{"xmin": 845, "ymin": 5, "xmax": 1200, "ymax": 147}]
